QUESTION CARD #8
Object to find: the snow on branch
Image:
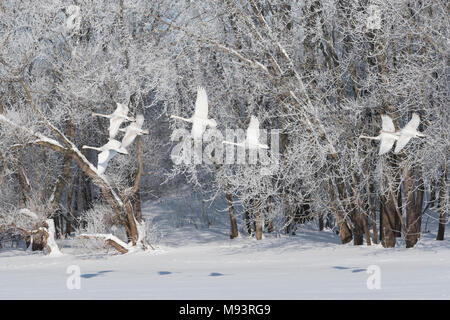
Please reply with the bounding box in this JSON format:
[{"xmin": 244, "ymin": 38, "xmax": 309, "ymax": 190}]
[
  {"xmin": 78, "ymin": 233, "xmax": 130, "ymax": 254},
  {"xmin": 0, "ymin": 114, "xmax": 123, "ymax": 208}
]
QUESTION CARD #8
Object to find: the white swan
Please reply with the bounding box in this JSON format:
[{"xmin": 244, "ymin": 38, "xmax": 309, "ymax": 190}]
[
  {"xmin": 120, "ymin": 114, "xmax": 149, "ymax": 150},
  {"xmin": 92, "ymin": 103, "xmax": 134, "ymax": 139},
  {"xmin": 82, "ymin": 139, "xmax": 128, "ymax": 175},
  {"xmin": 360, "ymin": 114, "xmax": 399, "ymax": 155},
  {"xmin": 394, "ymin": 112, "xmax": 426, "ymax": 154},
  {"xmin": 170, "ymin": 87, "xmax": 217, "ymax": 140},
  {"xmin": 223, "ymin": 115, "xmax": 269, "ymax": 150}
]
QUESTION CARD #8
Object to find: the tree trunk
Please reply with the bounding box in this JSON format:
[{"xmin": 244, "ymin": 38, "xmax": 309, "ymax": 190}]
[
  {"xmin": 380, "ymin": 194, "xmax": 397, "ymax": 248},
  {"xmin": 266, "ymin": 218, "xmax": 274, "ymax": 233},
  {"xmin": 225, "ymin": 192, "xmax": 239, "ymax": 239},
  {"xmin": 64, "ymin": 123, "xmax": 74, "ymax": 237},
  {"xmin": 415, "ymin": 169, "xmax": 425, "ymax": 240},
  {"xmin": 429, "ymin": 178, "xmax": 437, "ymax": 208},
  {"xmin": 121, "ymin": 135, "xmax": 146, "ymax": 248},
  {"xmin": 352, "ymin": 208, "xmax": 365, "ymax": 246},
  {"xmin": 29, "ymin": 227, "xmax": 49, "ymax": 251},
  {"xmin": 335, "ymin": 210, "xmax": 353, "ymax": 244},
  {"xmin": 329, "ymin": 179, "xmax": 353, "ymax": 244},
  {"xmin": 363, "ymin": 213, "xmax": 372, "ymax": 246},
  {"xmin": 392, "ymin": 172, "xmax": 402, "ymax": 237},
  {"xmin": 350, "ymin": 173, "xmax": 370, "ymax": 245},
  {"xmin": 71, "ymin": 182, "xmax": 79, "ymax": 232},
  {"xmin": 368, "ymin": 182, "xmax": 378, "ymax": 244},
  {"xmin": 245, "ymin": 210, "xmax": 252, "ymax": 235},
  {"xmin": 48, "ymin": 119, "xmax": 75, "ymax": 238},
  {"xmin": 54, "ymin": 215, "xmax": 62, "ymax": 238},
  {"xmin": 371, "ymin": 209, "xmax": 378, "ymax": 245},
  {"xmin": 25, "ymin": 220, "xmax": 60, "ymax": 255},
  {"xmin": 132, "ymin": 191, "xmax": 142, "ymax": 222},
  {"xmin": 318, "ymin": 212, "xmax": 324, "ymax": 231},
  {"xmin": 436, "ymin": 163, "xmax": 447, "ymax": 240},
  {"xmin": 254, "ymin": 211, "xmax": 263, "ymax": 240},
  {"xmin": 404, "ymin": 166, "xmax": 420, "ymax": 248}
]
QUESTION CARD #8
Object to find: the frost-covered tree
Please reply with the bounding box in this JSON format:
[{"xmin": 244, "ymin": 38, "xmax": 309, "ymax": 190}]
[
  {"xmin": 0, "ymin": 0, "xmax": 176, "ymax": 253},
  {"xmin": 158, "ymin": 0, "xmax": 449, "ymax": 247},
  {"xmin": 0, "ymin": 0, "xmax": 448, "ymax": 252}
]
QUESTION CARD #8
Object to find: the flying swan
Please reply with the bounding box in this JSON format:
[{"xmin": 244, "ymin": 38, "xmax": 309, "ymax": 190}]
[
  {"xmin": 359, "ymin": 114, "xmax": 399, "ymax": 155},
  {"xmin": 223, "ymin": 115, "xmax": 269, "ymax": 150},
  {"xmin": 92, "ymin": 103, "xmax": 135, "ymax": 139},
  {"xmin": 82, "ymin": 139, "xmax": 128, "ymax": 175},
  {"xmin": 170, "ymin": 86, "xmax": 217, "ymax": 140}
]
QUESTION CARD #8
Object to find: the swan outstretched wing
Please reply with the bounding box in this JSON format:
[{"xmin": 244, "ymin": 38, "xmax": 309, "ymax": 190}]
[
  {"xmin": 114, "ymin": 103, "xmax": 129, "ymax": 117},
  {"xmin": 98, "ymin": 149, "xmax": 111, "ymax": 165},
  {"xmin": 247, "ymin": 115, "xmax": 260, "ymax": 146},
  {"xmin": 403, "ymin": 113, "xmax": 420, "ymax": 132},
  {"xmin": 109, "ymin": 116, "xmax": 125, "ymax": 138},
  {"xmin": 193, "ymin": 87, "xmax": 208, "ymax": 119},
  {"xmin": 378, "ymin": 134, "xmax": 396, "ymax": 155},
  {"xmin": 102, "ymin": 139, "xmax": 121, "ymax": 150},
  {"xmin": 394, "ymin": 135, "xmax": 412, "ymax": 154},
  {"xmin": 120, "ymin": 128, "xmax": 137, "ymax": 150},
  {"xmin": 393, "ymin": 113, "xmax": 421, "ymax": 153},
  {"xmin": 120, "ymin": 115, "xmax": 147, "ymax": 149},
  {"xmin": 381, "ymin": 115, "xmax": 395, "ymax": 132},
  {"xmin": 97, "ymin": 150, "xmax": 117, "ymax": 175}
]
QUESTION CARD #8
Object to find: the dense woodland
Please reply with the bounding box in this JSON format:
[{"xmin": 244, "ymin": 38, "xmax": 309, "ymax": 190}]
[{"xmin": 0, "ymin": 0, "xmax": 448, "ymax": 254}]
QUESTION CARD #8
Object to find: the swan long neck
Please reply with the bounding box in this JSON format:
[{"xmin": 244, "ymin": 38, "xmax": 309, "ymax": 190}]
[
  {"xmin": 92, "ymin": 112, "xmax": 109, "ymax": 118},
  {"xmin": 170, "ymin": 115, "xmax": 192, "ymax": 123},
  {"xmin": 359, "ymin": 135, "xmax": 378, "ymax": 140},
  {"xmin": 222, "ymin": 141, "xmax": 244, "ymax": 147},
  {"xmin": 417, "ymin": 132, "xmax": 426, "ymax": 138},
  {"xmin": 82, "ymin": 145, "xmax": 101, "ymax": 151}
]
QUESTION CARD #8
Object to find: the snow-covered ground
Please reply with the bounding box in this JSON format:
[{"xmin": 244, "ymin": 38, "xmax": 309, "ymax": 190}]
[{"xmin": 0, "ymin": 197, "xmax": 449, "ymax": 299}]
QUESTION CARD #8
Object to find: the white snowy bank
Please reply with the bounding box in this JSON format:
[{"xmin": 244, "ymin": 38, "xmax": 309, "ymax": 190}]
[{"xmin": 0, "ymin": 198, "xmax": 449, "ymax": 299}]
